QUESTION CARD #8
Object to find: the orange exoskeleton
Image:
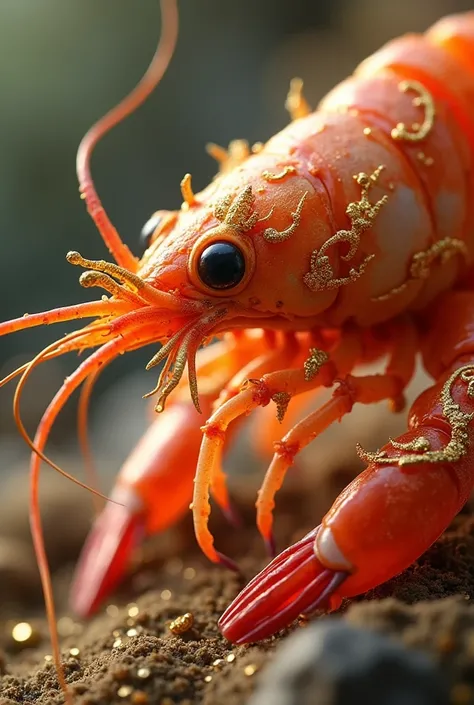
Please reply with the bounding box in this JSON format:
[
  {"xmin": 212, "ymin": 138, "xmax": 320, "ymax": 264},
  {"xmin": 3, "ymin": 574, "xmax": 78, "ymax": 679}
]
[{"xmin": 2, "ymin": 2, "xmax": 474, "ymax": 699}]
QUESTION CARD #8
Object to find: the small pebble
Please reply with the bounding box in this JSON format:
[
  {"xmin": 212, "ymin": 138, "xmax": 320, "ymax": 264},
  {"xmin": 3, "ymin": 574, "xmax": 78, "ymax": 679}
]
[
  {"xmin": 248, "ymin": 619, "xmax": 450, "ymax": 705},
  {"xmin": 169, "ymin": 612, "xmax": 194, "ymax": 635}
]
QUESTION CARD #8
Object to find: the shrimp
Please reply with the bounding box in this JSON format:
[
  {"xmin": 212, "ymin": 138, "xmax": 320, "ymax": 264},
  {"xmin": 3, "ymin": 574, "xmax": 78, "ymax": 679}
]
[{"xmin": 1, "ymin": 3, "xmax": 474, "ymax": 700}]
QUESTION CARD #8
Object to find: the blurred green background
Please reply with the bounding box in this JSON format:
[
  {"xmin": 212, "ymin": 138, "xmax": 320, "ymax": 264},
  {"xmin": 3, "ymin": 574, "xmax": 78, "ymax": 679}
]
[{"xmin": 0, "ymin": 0, "xmax": 472, "ymax": 471}]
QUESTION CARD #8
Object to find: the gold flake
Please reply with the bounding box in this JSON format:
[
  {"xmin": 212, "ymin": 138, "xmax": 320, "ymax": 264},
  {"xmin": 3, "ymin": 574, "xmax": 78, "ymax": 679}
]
[
  {"xmin": 261, "ymin": 166, "xmax": 296, "ymax": 182},
  {"xmin": 304, "ymin": 349, "xmax": 329, "ymax": 382},
  {"xmin": 169, "ymin": 612, "xmax": 194, "ymax": 635},
  {"xmin": 271, "ymin": 391, "xmax": 292, "ymax": 423}
]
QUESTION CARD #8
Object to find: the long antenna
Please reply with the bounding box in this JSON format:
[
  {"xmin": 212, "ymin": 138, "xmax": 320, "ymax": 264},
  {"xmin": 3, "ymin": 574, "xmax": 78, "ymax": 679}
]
[{"xmin": 76, "ymin": 0, "xmax": 179, "ymax": 271}]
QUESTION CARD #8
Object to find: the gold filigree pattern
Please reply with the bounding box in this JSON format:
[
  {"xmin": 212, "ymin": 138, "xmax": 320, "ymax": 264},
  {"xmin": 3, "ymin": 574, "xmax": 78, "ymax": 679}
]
[
  {"xmin": 373, "ymin": 237, "xmax": 468, "ymax": 302},
  {"xmin": 303, "ymin": 166, "xmax": 388, "ymax": 291},
  {"xmin": 213, "ymin": 186, "xmax": 260, "ymax": 232},
  {"xmin": 357, "ymin": 365, "xmax": 474, "ymax": 466},
  {"xmin": 263, "ymin": 192, "xmax": 308, "ymax": 243},
  {"xmin": 391, "ymin": 81, "xmax": 435, "ymax": 143},
  {"xmin": 304, "ymin": 348, "xmax": 329, "ymax": 382},
  {"xmin": 262, "ymin": 166, "xmax": 296, "ymax": 182}
]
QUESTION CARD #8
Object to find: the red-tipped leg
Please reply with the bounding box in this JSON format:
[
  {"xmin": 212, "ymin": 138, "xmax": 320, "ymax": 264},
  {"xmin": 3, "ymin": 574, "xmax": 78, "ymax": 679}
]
[
  {"xmin": 69, "ymin": 491, "xmax": 145, "ymax": 617},
  {"xmin": 218, "ymin": 527, "xmax": 348, "ymax": 643}
]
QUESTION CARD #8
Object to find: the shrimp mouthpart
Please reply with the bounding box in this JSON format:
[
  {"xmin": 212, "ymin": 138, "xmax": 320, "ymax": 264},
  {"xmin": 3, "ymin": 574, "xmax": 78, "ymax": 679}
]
[{"xmin": 218, "ymin": 527, "xmax": 348, "ymax": 644}]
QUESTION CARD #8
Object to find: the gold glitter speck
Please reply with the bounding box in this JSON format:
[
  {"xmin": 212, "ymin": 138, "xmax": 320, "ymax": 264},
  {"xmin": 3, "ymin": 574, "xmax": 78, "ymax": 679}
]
[
  {"xmin": 69, "ymin": 647, "xmax": 80, "ymax": 657},
  {"xmin": 118, "ymin": 685, "xmax": 133, "ymax": 698},
  {"xmin": 244, "ymin": 664, "xmax": 258, "ymax": 676},
  {"xmin": 127, "ymin": 628, "xmax": 138, "ymax": 637},
  {"xmin": 138, "ymin": 667, "xmax": 151, "ymax": 679},
  {"xmin": 106, "ymin": 605, "xmax": 119, "ymax": 618},
  {"xmin": 226, "ymin": 653, "xmax": 236, "ymax": 663},
  {"xmin": 183, "ymin": 567, "xmax": 196, "ymax": 580},
  {"xmin": 204, "ymin": 675, "xmax": 213, "ymax": 682},
  {"xmin": 161, "ymin": 589, "xmax": 172, "ymax": 600},
  {"xmin": 128, "ymin": 604, "xmax": 139, "ymax": 618},
  {"xmin": 363, "ymin": 127, "xmax": 372, "ymax": 136},
  {"xmin": 12, "ymin": 622, "xmax": 33, "ymax": 642},
  {"xmin": 113, "ymin": 638, "xmax": 123, "ymax": 648}
]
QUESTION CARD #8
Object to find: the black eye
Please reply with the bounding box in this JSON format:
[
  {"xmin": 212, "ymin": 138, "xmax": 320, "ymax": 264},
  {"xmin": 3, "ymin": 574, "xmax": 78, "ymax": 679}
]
[
  {"xmin": 139, "ymin": 213, "xmax": 162, "ymax": 254},
  {"xmin": 197, "ymin": 241, "xmax": 246, "ymax": 290}
]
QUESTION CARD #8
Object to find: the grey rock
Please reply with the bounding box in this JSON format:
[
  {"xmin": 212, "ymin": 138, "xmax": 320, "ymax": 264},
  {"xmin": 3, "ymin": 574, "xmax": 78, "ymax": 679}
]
[{"xmin": 248, "ymin": 618, "xmax": 449, "ymax": 705}]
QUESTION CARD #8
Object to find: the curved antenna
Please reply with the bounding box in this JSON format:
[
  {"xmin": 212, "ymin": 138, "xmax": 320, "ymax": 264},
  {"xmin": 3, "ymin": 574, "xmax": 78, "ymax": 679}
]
[{"xmin": 76, "ymin": 0, "xmax": 179, "ymax": 271}]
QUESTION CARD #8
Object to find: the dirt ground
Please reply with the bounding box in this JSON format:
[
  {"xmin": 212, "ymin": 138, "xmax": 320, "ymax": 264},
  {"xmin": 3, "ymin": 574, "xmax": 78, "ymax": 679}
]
[{"xmin": 1, "ymin": 393, "xmax": 474, "ymax": 705}]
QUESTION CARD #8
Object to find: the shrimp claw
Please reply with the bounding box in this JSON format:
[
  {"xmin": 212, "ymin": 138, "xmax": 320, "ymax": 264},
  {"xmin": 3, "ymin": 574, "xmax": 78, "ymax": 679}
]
[
  {"xmin": 70, "ymin": 491, "xmax": 145, "ymax": 617},
  {"xmin": 219, "ymin": 527, "xmax": 348, "ymax": 643}
]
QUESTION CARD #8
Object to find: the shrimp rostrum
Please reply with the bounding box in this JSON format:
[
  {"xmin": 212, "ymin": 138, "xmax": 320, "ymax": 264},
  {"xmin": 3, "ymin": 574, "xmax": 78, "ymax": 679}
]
[{"xmin": 2, "ymin": 1, "xmax": 474, "ymax": 694}]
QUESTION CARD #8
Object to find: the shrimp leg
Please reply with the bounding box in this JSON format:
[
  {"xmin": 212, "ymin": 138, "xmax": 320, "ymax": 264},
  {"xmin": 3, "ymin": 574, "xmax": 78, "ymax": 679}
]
[{"xmin": 70, "ymin": 330, "xmax": 285, "ymax": 616}]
